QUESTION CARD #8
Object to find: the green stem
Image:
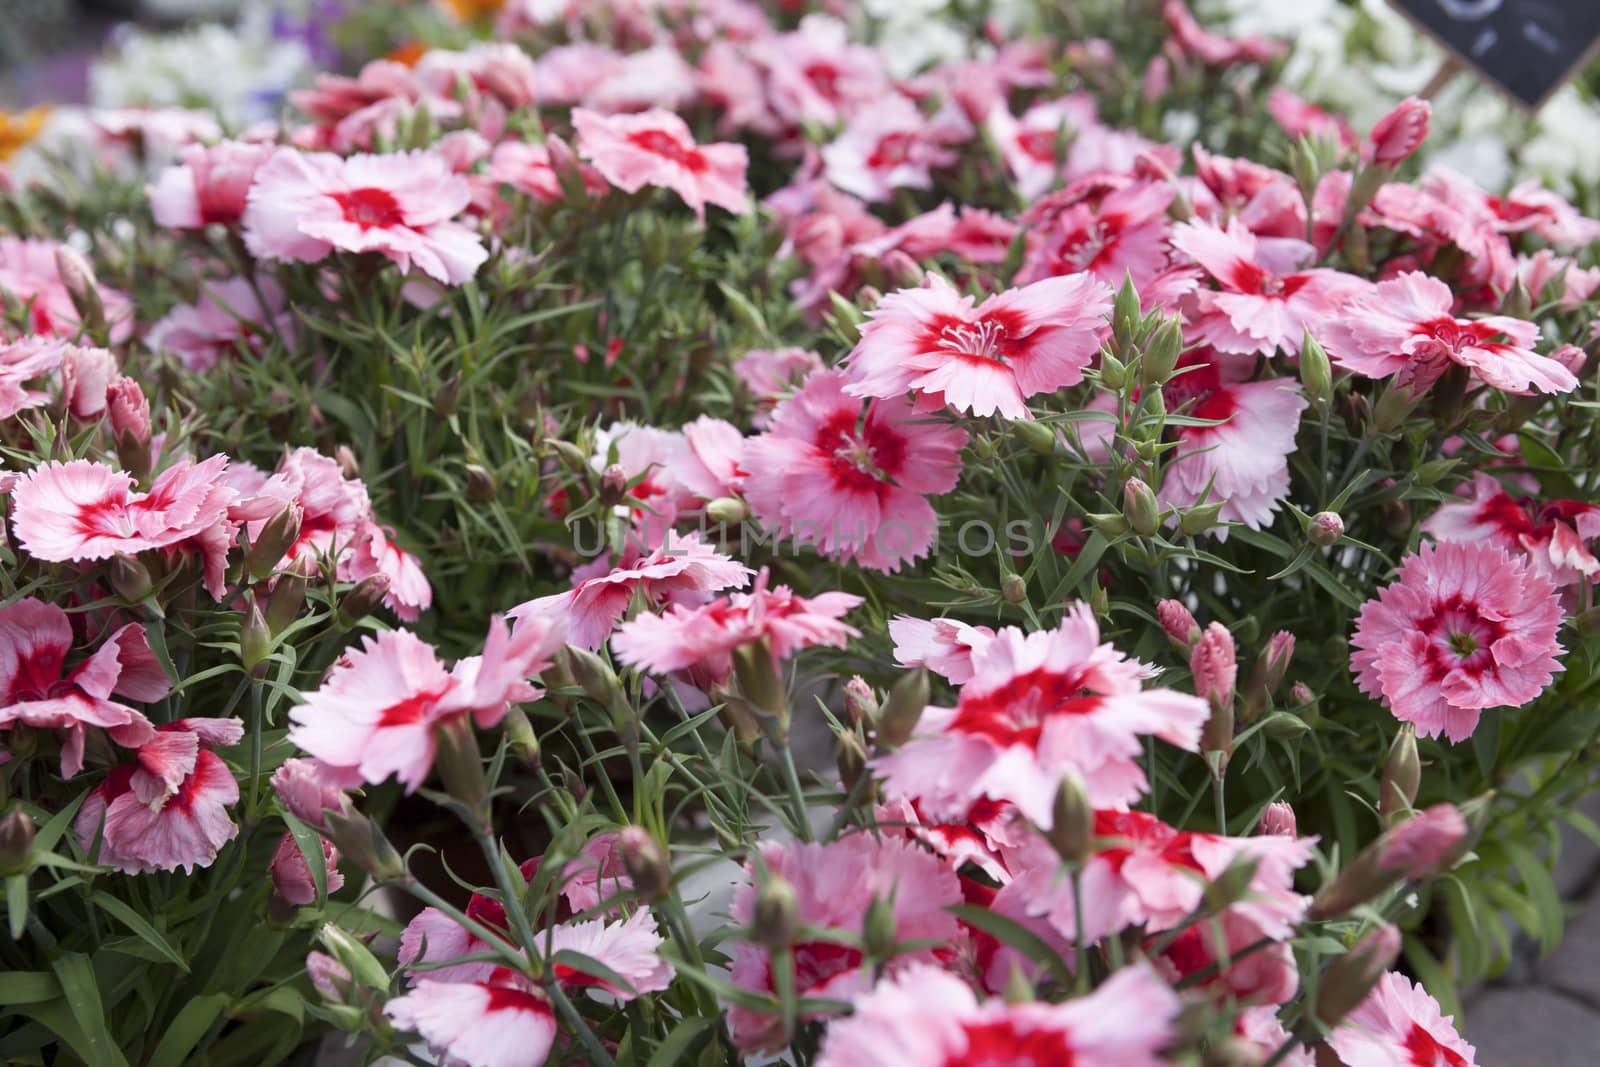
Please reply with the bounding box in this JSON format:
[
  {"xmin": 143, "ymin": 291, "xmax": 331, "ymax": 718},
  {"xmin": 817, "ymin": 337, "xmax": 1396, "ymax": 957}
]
[
  {"xmin": 1070, "ymin": 864, "xmax": 1089, "ymax": 993},
  {"xmin": 775, "ymin": 742, "xmax": 813, "ymax": 843}
]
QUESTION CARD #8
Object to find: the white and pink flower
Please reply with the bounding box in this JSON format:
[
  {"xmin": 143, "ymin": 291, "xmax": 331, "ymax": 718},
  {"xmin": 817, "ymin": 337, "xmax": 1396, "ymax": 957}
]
[
  {"xmin": 573, "ymin": 108, "xmax": 749, "ymax": 223},
  {"xmin": 1328, "ymin": 972, "xmax": 1478, "ymax": 1067}
]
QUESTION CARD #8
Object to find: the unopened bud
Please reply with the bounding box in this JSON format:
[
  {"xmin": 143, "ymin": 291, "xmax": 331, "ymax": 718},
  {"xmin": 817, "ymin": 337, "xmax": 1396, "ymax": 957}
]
[
  {"xmin": 240, "ymin": 601, "xmax": 271, "ymax": 675},
  {"xmin": 1099, "ymin": 350, "xmax": 1128, "ymax": 390},
  {"xmin": 336, "ymin": 575, "xmax": 390, "ymax": 628},
  {"xmin": 433, "ymin": 714, "xmax": 487, "ymax": 815},
  {"xmin": 1157, "ymin": 599, "xmax": 1201, "ymax": 650},
  {"xmin": 1179, "ymin": 501, "xmax": 1224, "ymax": 537},
  {"xmin": 106, "ymin": 376, "xmax": 152, "ymax": 480},
  {"xmin": 465, "ymin": 464, "xmax": 497, "ymax": 503},
  {"xmin": 1300, "ymin": 330, "xmax": 1332, "ymax": 405},
  {"xmin": 1122, "ymin": 477, "xmax": 1159, "ymax": 537},
  {"xmin": 1373, "ymin": 383, "xmax": 1418, "ymax": 432},
  {"xmin": 249, "ymin": 503, "xmax": 304, "ymax": 579},
  {"xmin": 306, "ymin": 950, "xmax": 353, "ymax": 1006},
  {"xmin": 1241, "ymin": 631, "xmax": 1294, "ymax": 722},
  {"xmin": 836, "ymin": 731, "xmax": 869, "ymax": 793},
  {"xmin": 266, "ymin": 555, "xmax": 314, "ymax": 634},
  {"xmin": 1315, "ymin": 924, "xmax": 1401, "ymax": 1028},
  {"xmin": 1192, "ymin": 623, "xmax": 1236, "ymax": 772},
  {"xmin": 752, "ymin": 875, "xmax": 799, "ymax": 949},
  {"xmin": 1379, "ymin": 496, "xmax": 1411, "ymax": 538},
  {"xmin": 321, "ymin": 798, "xmax": 405, "ymax": 882},
  {"xmin": 434, "ymin": 373, "xmax": 462, "ymax": 417},
  {"xmin": 54, "ymin": 244, "xmax": 104, "ymax": 330},
  {"xmin": 1011, "ymin": 418, "xmax": 1057, "ymax": 456},
  {"xmin": 502, "ymin": 705, "xmax": 541, "ymax": 769},
  {"xmin": 843, "ymin": 676, "xmax": 877, "ymax": 726},
  {"xmin": 618, "ymin": 826, "xmax": 671, "ymax": 901},
  {"xmin": 1258, "ymin": 802, "xmax": 1297, "ymax": 837},
  {"xmin": 1001, "ymin": 573, "xmax": 1026, "ymax": 605},
  {"xmin": 863, "ymin": 894, "xmax": 897, "ymax": 958},
  {"xmin": 1308, "ymin": 511, "xmax": 1344, "ymax": 546},
  {"xmin": 1047, "ymin": 774, "xmax": 1093, "ymax": 866},
  {"xmin": 317, "ymin": 924, "xmax": 390, "ymax": 994},
  {"xmin": 0, "ymin": 805, "xmax": 35, "ymax": 875},
  {"xmin": 1141, "ymin": 318, "xmax": 1183, "ymax": 387},
  {"xmin": 108, "ymin": 554, "xmax": 153, "ymax": 603},
  {"xmin": 706, "ymin": 496, "xmax": 747, "ymax": 524},
  {"xmin": 599, "ymin": 463, "xmax": 629, "ymax": 508},
  {"xmin": 1379, "ymin": 724, "xmax": 1420, "ymax": 825},
  {"xmin": 877, "ymin": 667, "xmax": 929, "ymax": 747},
  {"xmin": 1088, "ymin": 511, "xmax": 1130, "ymax": 538},
  {"xmin": 731, "ymin": 639, "xmax": 786, "ymax": 723},
  {"xmin": 548, "ymin": 439, "xmax": 590, "ymax": 473},
  {"xmin": 1311, "ymin": 803, "xmax": 1467, "ymax": 919},
  {"xmin": 1112, "ymin": 275, "xmax": 1141, "ymax": 350},
  {"xmin": 334, "ymin": 445, "xmax": 361, "ymax": 481}
]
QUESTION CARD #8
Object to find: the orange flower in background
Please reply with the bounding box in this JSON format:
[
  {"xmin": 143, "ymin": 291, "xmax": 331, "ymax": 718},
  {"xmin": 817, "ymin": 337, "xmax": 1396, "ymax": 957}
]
[
  {"xmin": 436, "ymin": 0, "xmax": 505, "ymax": 19},
  {"xmin": 0, "ymin": 107, "xmax": 50, "ymax": 162},
  {"xmin": 386, "ymin": 40, "xmax": 428, "ymax": 67}
]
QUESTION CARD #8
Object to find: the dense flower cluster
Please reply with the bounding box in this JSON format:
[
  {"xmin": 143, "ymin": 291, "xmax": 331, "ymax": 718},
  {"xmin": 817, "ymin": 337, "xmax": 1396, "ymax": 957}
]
[{"xmin": 3, "ymin": 0, "xmax": 1598, "ymax": 1064}]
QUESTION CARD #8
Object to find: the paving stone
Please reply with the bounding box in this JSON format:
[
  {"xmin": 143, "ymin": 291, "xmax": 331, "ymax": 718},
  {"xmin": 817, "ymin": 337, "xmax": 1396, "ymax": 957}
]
[
  {"xmin": 1462, "ymin": 987, "xmax": 1600, "ymax": 1066},
  {"xmin": 1536, "ymin": 889, "xmax": 1600, "ymax": 1005}
]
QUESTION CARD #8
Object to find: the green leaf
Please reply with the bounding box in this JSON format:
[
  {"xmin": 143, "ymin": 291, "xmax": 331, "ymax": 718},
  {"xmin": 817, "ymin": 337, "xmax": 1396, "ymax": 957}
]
[
  {"xmin": 1505, "ymin": 841, "xmax": 1564, "ymax": 957},
  {"xmin": 91, "ymin": 893, "xmax": 189, "ymax": 973},
  {"xmin": 1401, "ymin": 935, "xmax": 1460, "ymax": 1020},
  {"xmin": 550, "ymin": 949, "xmax": 637, "ymax": 997},
  {"xmin": 147, "ymin": 993, "xmax": 229, "ymax": 1067},
  {"xmin": 31, "ymin": 788, "xmax": 89, "ymax": 855},
  {"xmin": 0, "ymin": 971, "xmax": 58, "ymax": 1005},
  {"xmin": 646, "ymin": 1016, "xmax": 715, "ymax": 1067},
  {"xmin": 50, "ymin": 952, "xmax": 131, "ymax": 1067},
  {"xmin": 6, "ymin": 874, "xmax": 25, "ymax": 940}
]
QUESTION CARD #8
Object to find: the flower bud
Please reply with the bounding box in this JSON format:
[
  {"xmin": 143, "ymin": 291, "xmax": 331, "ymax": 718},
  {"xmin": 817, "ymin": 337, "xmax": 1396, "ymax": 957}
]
[
  {"xmin": 1368, "ymin": 96, "xmax": 1430, "ymax": 165},
  {"xmin": 0, "ymin": 805, "xmax": 35, "ymax": 875},
  {"xmin": 1315, "ymin": 924, "xmax": 1401, "ymax": 1028},
  {"xmin": 1372, "ymin": 383, "xmax": 1418, "ymax": 432},
  {"xmin": 249, "ymin": 503, "xmax": 304, "ymax": 579},
  {"xmin": 548, "ymin": 438, "xmax": 590, "ymax": 473},
  {"xmin": 706, "ymin": 496, "xmax": 747, "ymax": 524},
  {"xmin": 1122, "ymin": 477, "xmax": 1159, "ymax": 537},
  {"xmin": 1308, "ymin": 510, "xmax": 1343, "ymax": 546},
  {"xmin": 843, "ymin": 676, "xmax": 877, "ymax": 726},
  {"xmin": 1157, "ymin": 599, "xmax": 1201, "ymax": 650},
  {"xmin": 501, "ymin": 705, "xmax": 541, "ymax": 769},
  {"xmin": 877, "ymin": 667, "xmax": 929, "ymax": 747},
  {"xmin": 271, "ymin": 832, "xmax": 344, "ymax": 906},
  {"xmin": 1112, "ymin": 274, "xmax": 1141, "ymax": 351},
  {"xmin": 433, "ymin": 714, "xmax": 487, "ymax": 815},
  {"xmin": 239, "ymin": 600, "xmax": 272, "ymax": 675},
  {"xmin": 334, "ymin": 445, "xmax": 361, "ymax": 481},
  {"xmin": 599, "ymin": 463, "xmax": 629, "ymax": 508},
  {"xmin": 1258, "ymin": 802, "xmax": 1296, "ymax": 837},
  {"xmin": 1099, "ymin": 350, "xmax": 1128, "ymax": 390},
  {"xmin": 465, "ymin": 464, "xmax": 497, "ymax": 503},
  {"xmin": 434, "ymin": 373, "xmax": 462, "ymax": 418},
  {"xmin": 108, "ymin": 553, "xmax": 153, "ymax": 603},
  {"xmin": 1011, "ymin": 418, "xmax": 1057, "ymax": 456},
  {"xmin": 1141, "ymin": 317, "xmax": 1183, "ymax": 388},
  {"xmin": 1047, "ymin": 774, "xmax": 1093, "ymax": 866},
  {"xmin": 836, "ymin": 731, "xmax": 869, "ymax": 794},
  {"xmin": 321, "ymin": 797, "xmax": 406, "ymax": 882},
  {"xmin": 1310, "ymin": 803, "xmax": 1467, "ymax": 919},
  {"xmin": 1379, "ymin": 724, "xmax": 1420, "ymax": 825},
  {"xmin": 1192, "ymin": 623, "xmax": 1236, "ymax": 771},
  {"xmin": 618, "ymin": 826, "xmax": 671, "ymax": 902},
  {"xmin": 1552, "ymin": 343, "xmax": 1587, "ymax": 378},
  {"xmin": 1178, "ymin": 501, "xmax": 1224, "ymax": 537},
  {"xmin": 306, "ymin": 950, "xmax": 353, "ymax": 1006},
  {"xmin": 317, "ymin": 923, "xmax": 390, "ymax": 994},
  {"xmin": 731, "ymin": 639, "xmax": 786, "ymax": 723},
  {"xmin": 1001, "ymin": 573, "xmax": 1026, "ymax": 605},
  {"xmin": 54, "ymin": 244, "xmax": 104, "ymax": 330},
  {"xmin": 1087, "ymin": 511, "xmax": 1130, "ymax": 538},
  {"xmin": 1300, "ymin": 330, "xmax": 1332, "ymax": 405},
  {"xmin": 106, "ymin": 376, "xmax": 152, "ymax": 480},
  {"xmin": 266, "ymin": 555, "xmax": 314, "ymax": 634},
  {"xmin": 1241, "ymin": 631, "xmax": 1294, "ymax": 722},
  {"xmin": 336, "ymin": 574, "xmax": 390, "ymax": 628},
  {"xmin": 752, "ymin": 874, "xmax": 799, "ymax": 949},
  {"xmin": 863, "ymin": 894, "xmax": 898, "ymax": 959}
]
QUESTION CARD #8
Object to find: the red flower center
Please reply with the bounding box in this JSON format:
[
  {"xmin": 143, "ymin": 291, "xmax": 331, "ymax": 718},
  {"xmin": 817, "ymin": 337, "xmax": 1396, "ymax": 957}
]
[
  {"xmin": 333, "ymin": 186, "xmax": 406, "ymax": 230},
  {"xmin": 868, "ymin": 131, "xmax": 917, "ymax": 170},
  {"xmin": 627, "ymin": 130, "xmax": 707, "ymax": 173},
  {"xmin": 376, "ymin": 685, "xmax": 451, "ymax": 727},
  {"xmin": 816, "ymin": 410, "xmax": 906, "ymax": 493},
  {"xmin": 948, "ymin": 1019, "xmax": 1075, "ymax": 1067},
  {"xmin": 1423, "ymin": 598, "xmax": 1502, "ymax": 678},
  {"xmin": 1016, "ymin": 127, "xmax": 1064, "ymax": 165},
  {"xmin": 948, "ymin": 666, "xmax": 1104, "ymax": 748},
  {"xmin": 1404, "ymin": 1022, "xmax": 1470, "ymax": 1067},
  {"xmin": 803, "ymin": 61, "xmax": 842, "ymax": 101},
  {"xmin": 1417, "ymin": 317, "xmax": 1498, "ymax": 357}
]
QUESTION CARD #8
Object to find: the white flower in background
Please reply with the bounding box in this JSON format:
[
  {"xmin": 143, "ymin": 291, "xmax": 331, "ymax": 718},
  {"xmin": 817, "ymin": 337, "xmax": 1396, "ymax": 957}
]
[
  {"xmin": 1521, "ymin": 87, "xmax": 1600, "ymax": 193},
  {"xmin": 88, "ymin": 8, "xmax": 311, "ymax": 128}
]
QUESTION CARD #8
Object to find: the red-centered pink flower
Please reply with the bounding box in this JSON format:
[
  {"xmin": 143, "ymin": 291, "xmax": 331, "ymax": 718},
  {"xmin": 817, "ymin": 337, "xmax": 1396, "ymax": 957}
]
[
  {"xmin": 11, "ymin": 455, "xmax": 236, "ymax": 565},
  {"xmin": 270, "ymin": 832, "xmax": 344, "ymax": 905},
  {"xmin": 1328, "ymin": 972, "xmax": 1478, "ymax": 1067},
  {"xmin": 742, "ymin": 370, "xmax": 967, "ymax": 571},
  {"xmin": 889, "ymin": 615, "xmax": 997, "ymax": 685},
  {"xmin": 815, "ymin": 962, "xmax": 1180, "ymax": 1067},
  {"xmin": 820, "ymin": 94, "xmax": 963, "ymax": 204},
  {"xmin": 486, "ymin": 136, "xmax": 604, "ymax": 205},
  {"xmin": 1323, "ymin": 271, "xmax": 1576, "ymax": 396},
  {"xmin": 0, "ymin": 598, "xmax": 165, "ymax": 776},
  {"xmin": 844, "ymin": 273, "xmax": 1111, "ymax": 420},
  {"xmin": 344, "ymin": 524, "xmax": 433, "ymax": 622},
  {"xmin": 1155, "ymin": 354, "xmax": 1308, "ymax": 532},
  {"xmin": 1155, "ymin": 910, "xmax": 1300, "ymax": 1006},
  {"xmin": 1351, "ymin": 541, "xmax": 1565, "ymax": 742},
  {"xmin": 728, "ymin": 835, "xmax": 963, "ymax": 1052},
  {"xmin": 1017, "ymin": 180, "xmax": 1176, "ymax": 291},
  {"xmin": 147, "ymin": 276, "xmax": 290, "ymax": 372},
  {"xmin": 75, "ymin": 718, "xmax": 244, "ymax": 874},
  {"xmin": 572, "ymin": 107, "xmax": 749, "ymax": 223},
  {"xmin": 386, "ymin": 968, "xmax": 558, "ymax": 1067},
  {"xmin": 242, "ymin": 148, "xmax": 487, "ymax": 284},
  {"xmin": 1171, "ymin": 218, "xmax": 1364, "ymax": 357},
  {"xmin": 873, "ymin": 606, "xmax": 1209, "ymax": 826},
  {"xmin": 1368, "ymin": 97, "xmax": 1430, "ymax": 165},
  {"xmin": 1362, "ymin": 169, "xmax": 1515, "ymax": 292},
  {"xmin": 0, "ymin": 237, "xmax": 133, "ymax": 343},
  {"xmin": 1515, "ymin": 250, "xmax": 1600, "ymax": 310},
  {"xmin": 611, "ymin": 569, "xmax": 859, "ymax": 689},
  {"xmin": 755, "ymin": 16, "xmax": 890, "ymax": 129},
  {"xmin": 985, "ymin": 95, "xmax": 1098, "ymax": 201},
  {"xmin": 287, "ymin": 615, "xmax": 564, "ymax": 791},
  {"xmin": 148, "ymin": 141, "xmax": 270, "ymax": 229},
  {"xmin": 0, "ymin": 336, "xmax": 67, "ymax": 419},
  {"xmin": 1491, "ymin": 179, "xmax": 1600, "ymax": 247},
  {"xmin": 1424, "ymin": 473, "xmax": 1600, "ymax": 592},
  {"xmin": 511, "ymin": 533, "xmax": 751, "ymax": 650}
]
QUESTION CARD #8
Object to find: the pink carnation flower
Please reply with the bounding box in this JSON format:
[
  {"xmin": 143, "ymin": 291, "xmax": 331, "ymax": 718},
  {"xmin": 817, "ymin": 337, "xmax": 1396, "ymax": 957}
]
[
  {"xmin": 573, "ymin": 108, "xmax": 749, "ymax": 223},
  {"xmin": 0, "ymin": 598, "xmax": 166, "ymax": 777},
  {"xmin": 1017, "ymin": 180, "xmax": 1176, "ymax": 291},
  {"xmin": 0, "ymin": 237, "xmax": 133, "ymax": 342},
  {"xmin": 1424, "ymin": 473, "xmax": 1600, "ymax": 593},
  {"xmin": 242, "ymin": 148, "xmax": 488, "ymax": 284},
  {"xmin": 888, "ymin": 615, "xmax": 996, "ymax": 685},
  {"xmin": 1351, "ymin": 540, "xmax": 1565, "ymax": 741},
  {"xmin": 386, "ymin": 969, "xmax": 559, "ymax": 1067},
  {"xmin": 728, "ymin": 835, "xmax": 964, "ymax": 1051},
  {"xmin": 0, "ymin": 336, "xmax": 68, "ymax": 419},
  {"xmin": 742, "ymin": 370, "xmax": 968, "ymax": 571},
  {"xmin": 148, "ymin": 141, "xmax": 271, "ymax": 229},
  {"xmin": 511, "ymin": 533, "xmax": 752, "ymax": 650},
  {"xmin": 1328, "ymin": 972, "xmax": 1478, "ymax": 1067},
  {"xmin": 985, "ymin": 95, "xmax": 1099, "ymax": 201},
  {"xmin": 816, "ymin": 962, "xmax": 1180, "ymax": 1067},
  {"xmin": 1171, "ymin": 219, "xmax": 1364, "ymax": 357},
  {"xmin": 1323, "ymin": 271, "xmax": 1576, "ymax": 396},
  {"xmin": 287, "ymin": 615, "xmax": 564, "ymax": 791},
  {"xmin": 147, "ymin": 277, "xmax": 290, "ymax": 372},
  {"xmin": 820, "ymin": 94, "xmax": 963, "ymax": 204},
  {"xmin": 873, "ymin": 606, "xmax": 1209, "ymax": 826},
  {"xmin": 75, "ymin": 718, "xmax": 244, "ymax": 874},
  {"xmin": 611, "ymin": 570, "xmax": 859, "ymax": 689},
  {"xmin": 844, "ymin": 273, "xmax": 1112, "ymax": 420}
]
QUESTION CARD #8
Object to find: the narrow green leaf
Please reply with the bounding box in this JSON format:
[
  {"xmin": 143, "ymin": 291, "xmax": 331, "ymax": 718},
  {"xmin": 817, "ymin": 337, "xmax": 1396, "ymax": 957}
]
[
  {"xmin": 147, "ymin": 993, "xmax": 229, "ymax": 1067},
  {"xmin": 6, "ymin": 874, "xmax": 25, "ymax": 940},
  {"xmin": 91, "ymin": 893, "xmax": 189, "ymax": 972},
  {"xmin": 51, "ymin": 952, "xmax": 131, "ymax": 1067},
  {"xmin": 646, "ymin": 1016, "xmax": 714, "ymax": 1067},
  {"xmin": 0, "ymin": 970, "xmax": 57, "ymax": 1005},
  {"xmin": 282, "ymin": 812, "xmax": 329, "ymax": 906}
]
